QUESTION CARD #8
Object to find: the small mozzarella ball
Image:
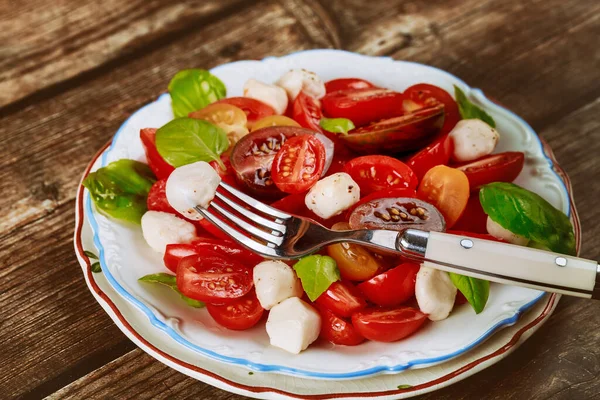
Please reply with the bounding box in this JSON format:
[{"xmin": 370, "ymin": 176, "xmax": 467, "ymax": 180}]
[
  {"xmin": 166, "ymin": 161, "xmax": 221, "ymax": 221},
  {"xmin": 266, "ymin": 297, "xmax": 321, "ymax": 354},
  {"xmin": 449, "ymin": 119, "xmax": 499, "ymax": 162},
  {"xmin": 416, "ymin": 266, "xmax": 457, "ymax": 321},
  {"xmin": 486, "ymin": 216, "xmax": 530, "ymax": 245},
  {"xmin": 275, "ymin": 69, "xmax": 326, "ymax": 101},
  {"xmin": 141, "ymin": 211, "xmax": 197, "ymax": 254},
  {"xmin": 243, "ymin": 79, "xmax": 288, "ymax": 115},
  {"xmin": 253, "ymin": 260, "xmax": 303, "ymax": 310},
  {"xmin": 305, "ymin": 173, "xmax": 360, "ymax": 219}
]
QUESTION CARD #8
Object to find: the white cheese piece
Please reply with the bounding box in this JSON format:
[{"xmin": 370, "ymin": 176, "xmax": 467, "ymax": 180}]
[
  {"xmin": 305, "ymin": 173, "xmax": 360, "ymax": 219},
  {"xmin": 141, "ymin": 211, "xmax": 197, "ymax": 254},
  {"xmin": 243, "ymin": 79, "xmax": 288, "ymax": 115},
  {"xmin": 486, "ymin": 216, "xmax": 530, "ymax": 245},
  {"xmin": 275, "ymin": 69, "xmax": 326, "ymax": 101},
  {"xmin": 166, "ymin": 161, "xmax": 221, "ymax": 221},
  {"xmin": 266, "ymin": 297, "xmax": 321, "ymax": 354},
  {"xmin": 449, "ymin": 119, "xmax": 499, "ymax": 162},
  {"xmin": 415, "ymin": 266, "xmax": 457, "ymax": 321},
  {"xmin": 253, "ymin": 260, "xmax": 303, "ymax": 310}
]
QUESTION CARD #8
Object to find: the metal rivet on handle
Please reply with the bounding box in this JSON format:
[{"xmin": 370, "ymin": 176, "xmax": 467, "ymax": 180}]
[
  {"xmin": 555, "ymin": 257, "xmax": 568, "ymax": 267},
  {"xmin": 460, "ymin": 239, "xmax": 474, "ymax": 249}
]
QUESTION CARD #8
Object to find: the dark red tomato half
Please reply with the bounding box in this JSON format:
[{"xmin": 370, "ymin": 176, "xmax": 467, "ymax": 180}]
[
  {"xmin": 451, "ymin": 193, "xmax": 488, "ymax": 234},
  {"xmin": 147, "ymin": 179, "xmax": 177, "ymax": 215},
  {"xmin": 344, "ymin": 155, "xmax": 418, "ymax": 196},
  {"xmin": 345, "ymin": 187, "xmax": 417, "ymax": 219},
  {"xmin": 322, "ymin": 88, "xmax": 405, "ymax": 127},
  {"xmin": 358, "ymin": 263, "xmax": 420, "ymax": 307},
  {"xmin": 351, "ymin": 307, "xmax": 427, "ymax": 342},
  {"xmin": 214, "ymin": 97, "xmax": 275, "ymax": 128},
  {"xmin": 406, "ymin": 134, "xmax": 453, "ymax": 181},
  {"xmin": 315, "ymin": 304, "xmax": 365, "ymax": 346},
  {"xmin": 140, "ymin": 128, "xmax": 174, "ymax": 179},
  {"xmin": 455, "ymin": 152, "xmax": 525, "ymax": 190},
  {"xmin": 325, "ymin": 78, "xmax": 376, "ymax": 93},
  {"xmin": 177, "ymin": 252, "xmax": 253, "ymax": 303},
  {"xmin": 271, "ymin": 135, "xmax": 325, "ymax": 194},
  {"xmin": 206, "ymin": 291, "xmax": 264, "ymax": 330},
  {"xmin": 292, "ymin": 91, "xmax": 323, "ymax": 133},
  {"xmin": 404, "ymin": 84, "xmax": 460, "ymax": 135},
  {"xmin": 314, "ymin": 281, "xmax": 367, "ymax": 318}
]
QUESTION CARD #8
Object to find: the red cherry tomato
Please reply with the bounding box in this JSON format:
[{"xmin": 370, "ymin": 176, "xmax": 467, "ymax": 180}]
[
  {"xmin": 324, "ymin": 78, "xmax": 375, "ymax": 93},
  {"xmin": 140, "ymin": 128, "xmax": 174, "ymax": 179},
  {"xmin": 315, "ymin": 304, "xmax": 365, "ymax": 346},
  {"xmin": 270, "ymin": 193, "xmax": 345, "ymax": 228},
  {"xmin": 344, "ymin": 155, "xmax": 418, "ymax": 196},
  {"xmin": 271, "ymin": 135, "xmax": 326, "ymax": 194},
  {"xmin": 406, "ymin": 134, "xmax": 453, "ymax": 181},
  {"xmin": 351, "ymin": 307, "xmax": 427, "ymax": 342},
  {"xmin": 147, "ymin": 179, "xmax": 177, "ymax": 215},
  {"xmin": 196, "ymin": 218, "xmax": 232, "ymax": 241},
  {"xmin": 404, "ymin": 84, "xmax": 460, "ymax": 134},
  {"xmin": 451, "ymin": 193, "xmax": 488, "ymax": 234},
  {"xmin": 357, "ymin": 263, "xmax": 420, "ymax": 307},
  {"xmin": 177, "ymin": 252, "xmax": 253, "ymax": 303},
  {"xmin": 455, "ymin": 152, "xmax": 525, "ymax": 190},
  {"xmin": 322, "ymin": 88, "xmax": 405, "ymax": 127},
  {"xmin": 314, "ymin": 281, "xmax": 367, "ymax": 318},
  {"xmin": 292, "ymin": 91, "xmax": 323, "ymax": 133},
  {"xmin": 346, "ymin": 187, "xmax": 417, "ymax": 219},
  {"xmin": 164, "ymin": 244, "xmax": 198, "ymax": 273},
  {"xmin": 214, "ymin": 97, "xmax": 275, "ymax": 128},
  {"xmin": 206, "ymin": 291, "xmax": 264, "ymax": 330}
]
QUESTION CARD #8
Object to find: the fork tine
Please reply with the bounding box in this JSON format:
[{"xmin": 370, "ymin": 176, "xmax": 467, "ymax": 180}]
[
  {"xmin": 219, "ymin": 182, "xmax": 291, "ymax": 220},
  {"xmin": 214, "ymin": 191, "xmax": 286, "ymax": 234}
]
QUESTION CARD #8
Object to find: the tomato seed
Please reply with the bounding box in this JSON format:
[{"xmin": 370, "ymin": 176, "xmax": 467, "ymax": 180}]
[
  {"xmin": 282, "ymin": 172, "xmax": 290, "ymax": 177},
  {"xmin": 208, "ymin": 283, "xmax": 216, "ymax": 289}
]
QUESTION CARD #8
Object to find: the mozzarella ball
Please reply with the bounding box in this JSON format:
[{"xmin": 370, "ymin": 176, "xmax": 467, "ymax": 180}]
[
  {"xmin": 276, "ymin": 69, "xmax": 326, "ymax": 101},
  {"xmin": 243, "ymin": 79, "xmax": 288, "ymax": 115},
  {"xmin": 166, "ymin": 161, "xmax": 221, "ymax": 221},
  {"xmin": 305, "ymin": 173, "xmax": 360, "ymax": 219},
  {"xmin": 141, "ymin": 211, "xmax": 197, "ymax": 254},
  {"xmin": 449, "ymin": 119, "xmax": 499, "ymax": 162},
  {"xmin": 486, "ymin": 216, "xmax": 530, "ymax": 245},
  {"xmin": 253, "ymin": 260, "xmax": 303, "ymax": 310},
  {"xmin": 415, "ymin": 266, "xmax": 457, "ymax": 321},
  {"xmin": 266, "ymin": 297, "xmax": 321, "ymax": 354}
]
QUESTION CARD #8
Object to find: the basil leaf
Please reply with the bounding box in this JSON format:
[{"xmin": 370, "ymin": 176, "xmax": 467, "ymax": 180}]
[
  {"xmin": 449, "ymin": 273, "xmax": 489, "ymax": 314},
  {"xmin": 91, "ymin": 262, "xmax": 102, "ymax": 273},
  {"xmin": 319, "ymin": 117, "xmax": 355, "ymax": 135},
  {"xmin": 83, "ymin": 159, "xmax": 155, "ymax": 224},
  {"xmin": 156, "ymin": 117, "xmax": 228, "ymax": 169},
  {"xmin": 293, "ymin": 255, "xmax": 340, "ymax": 301},
  {"xmin": 169, "ymin": 69, "xmax": 226, "ymax": 118},
  {"xmin": 454, "ymin": 85, "xmax": 496, "ymax": 128},
  {"xmin": 139, "ymin": 273, "xmax": 205, "ymax": 308},
  {"xmin": 480, "ymin": 182, "xmax": 576, "ymax": 255}
]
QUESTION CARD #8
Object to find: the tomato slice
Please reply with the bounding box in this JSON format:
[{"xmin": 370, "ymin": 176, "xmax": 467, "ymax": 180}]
[
  {"xmin": 315, "ymin": 304, "xmax": 365, "ymax": 346},
  {"xmin": 345, "ymin": 187, "xmax": 416, "ymax": 219},
  {"xmin": 324, "ymin": 78, "xmax": 375, "ymax": 93},
  {"xmin": 406, "ymin": 134, "xmax": 453, "ymax": 181},
  {"xmin": 206, "ymin": 291, "xmax": 264, "ymax": 330},
  {"xmin": 147, "ymin": 179, "xmax": 177, "ymax": 215},
  {"xmin": 351, "ymin": 307, "xmax": 427, "ymax": 342},
  {"xmin": 271, "ymin": 135, "xmax": 325, "ymax": 194},
  {"xmin": 357, "ymin": 263, "xmax": 419, "ymax": 307},
  {"xmin": 214, "ymin": 97, "xmax": 275, "ymax": 129},
  {"xmin": 251, "ymin": 115, "xmax": 300, "ymax": 131},
  {"xmin": 164, "ymin": 243, "xmax": 198, "ymax": 273},
  {"xmin": 196, "ymin": 218, "xmax": 232, "ymax": 241},
  {"xmin": 344, "ymin": 155, "xmax": 418, "ymax": 196},
  {"xmin": 451, "ymin": 192, "xmax": 488, "ymax": 234},
  {"xmin": 189, "ymin": 103, "xmax": 248, "ymax": 146},
  {"xmin": 140, "ymin": 128, "xmax": 174, "ymax": 179},
  {"xmin": 455, "ymin": 152, "xmax": 525, "ymax": 190},
  {"xmin": 417, "ymin": 165, "xmax": 469, "ymax": 229},
  {"xmin": 404, "ymin": 83, "xmax": 460, "ymax": 134},
  {"xmin": 322, "ymin": 88, "xmax": 405, "ymax": 127},
  {"xmin": 177, "ymin": 252, "xmax": 253, "ymax": 303},
  {"xmin": 314, "ymin": 281, "xmax": 367, "ymax": 317},
  {"xmin": 293, "ymin": 91, "xmax": 324, "ymax": 133}
]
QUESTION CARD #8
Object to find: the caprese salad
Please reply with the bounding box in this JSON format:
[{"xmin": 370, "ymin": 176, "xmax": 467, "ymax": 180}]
[{"xmin": 85, "ymin": 66, "xmax": 576, "ymax": 354}]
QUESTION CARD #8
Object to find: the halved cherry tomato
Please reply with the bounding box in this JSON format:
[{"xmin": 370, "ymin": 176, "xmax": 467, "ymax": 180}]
[
  {"xmin": 325, "ymin": 78, "xmax": 375, "ymax": 93},
  {"xmin": 357, "ymin": 263, "xmax": 419, "ymax": 307},
  {"xmin": 147, "ymin": 179, "xmax": 177, "ymax": 215},
  {"xmin": 351, "ymin": 307, "xmax": 427, "ymax": 342},
  {"xmin": 177, "ymin": 252, "xmax": 253, "ymax": 303},
  {"xmin": 322, "ymin": 88, "xmax": 405, "ymax": 127},
  {"xmin": 314, "ymin": 281, "xmax": 367, "ymax": 317},
  {"xmin": 344, "ymin": 155, "xmax": 418, "ymax": 196},
  {"xmin": 164, "ymin": 243, "xmax": 198, "ymax": 273},
  {"xmin": 269, "ymin": 193, "xmax": 343, "ymax": 227},
  {"xmin": 189, "ymin": 103, "xmax": 248, "ymax": 146},
  {"xmin": 251, "ymin": 115, "xmax": 300, "ymax": 131},
  {"xmin": 196, "ymin": 219, "xmax": 231, "ymax": 241},
  {"xmin": 404, "ymin": 83, "xmax": 460, "ymax": 134},
  {"xmin": 271, "ymin": 135, "xmax": 325, "ymax": 194},
  {"xmin": 140, "ymin": 128, "xmax": 174, "ymax": 179},
  {"xmin": 206, "ymin": 291, "xmax": 264, "ymax": 330},
  {"xmin": 406, "ymin": 134, "xmax": 453, "ymax": 181},
  {"xmin": 451, "ymin": 193, "xmax": 488, "ymax": 234},
  {"xmin": 315, "ymin": 304, "xmax": 365, "ymax": 346},
  {"xmin": 293, "ymin": 91, "xmax": 323, "ymax": 133},
  {"xmin": 215, "ymin": 97, "xmax": 275, "ymax": 128},
  {"xmin": 345, "ymin": 187, "xmax": 417, "ymax": 218},
  {"xmin": 455, "ymin": 152, "xmax": 525, "ymax": 190},
  {"xmin": 417, "ymin": 165, "xmax": 469, "ymax": 229}
]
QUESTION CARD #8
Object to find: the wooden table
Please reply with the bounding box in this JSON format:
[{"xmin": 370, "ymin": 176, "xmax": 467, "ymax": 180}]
[{"xmin": 2, "ymin": 0, "xmax": 599, "ymax": 398}]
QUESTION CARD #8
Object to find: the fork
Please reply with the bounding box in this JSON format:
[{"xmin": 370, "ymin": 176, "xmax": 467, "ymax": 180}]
[{"xmin": 195, "ymin": 182, "xmax": 600, "ymax": 299}]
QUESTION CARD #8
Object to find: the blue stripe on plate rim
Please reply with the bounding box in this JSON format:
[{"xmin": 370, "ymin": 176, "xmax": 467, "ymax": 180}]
[{"xmin": 85, "ymin": 49, "xmax": 567, "ymax": 379}]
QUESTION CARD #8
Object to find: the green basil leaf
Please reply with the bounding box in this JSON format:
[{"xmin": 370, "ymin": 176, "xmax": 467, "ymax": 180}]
[
  {"xmin": 84, "ymin": 250, "xmax": 98, "ymax": 259},
  {"xmin": 91, "ymin": 262, "xmax": 102, "ymax": 273},
  {"xmin": 83, "ymin": 159, "xmax": 155, "ymax": 224},
  {"xmin": 293, "ymin": 255, "xmax": 340, "ymax": 301},
  {"xmin": 139, "ymin": 273, "xmax": 205, "ymax": 308},
  {"xmin": 169, "ymin": 69, "xmax": 226, "ymax": 118},
  {"xmin": 454, "ymin": 85, "xmax": 496, "ymax": 128},
  {"xmin": 156, "ymin": 117, "xmax": 228, "ymax": 169},
  {"xmin": 449, "ymin": 273, "xmax": 489, "ymax": 314},
  {"xmin": 479, "ymin": 182, "xmax": 576, "ymax": 255},
  {"xmin": 319, "ymin": 117, "xmax": 355, "ymax": 135}
]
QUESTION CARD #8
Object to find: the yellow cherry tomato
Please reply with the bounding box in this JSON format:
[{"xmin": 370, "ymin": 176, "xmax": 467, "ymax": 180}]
[
  {"xmin": 189, "ymin": 103, "xmax": 249, "ymax": 146},
  {"xmin": 251, "ymin": 115, "xmax": 300, "ymax": 131}
]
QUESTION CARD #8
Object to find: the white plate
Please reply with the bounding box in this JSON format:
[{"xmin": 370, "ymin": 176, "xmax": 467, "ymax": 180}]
[{"xmin": 83, "ymin": 49, "xmax": 577, "ymax": 379}]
